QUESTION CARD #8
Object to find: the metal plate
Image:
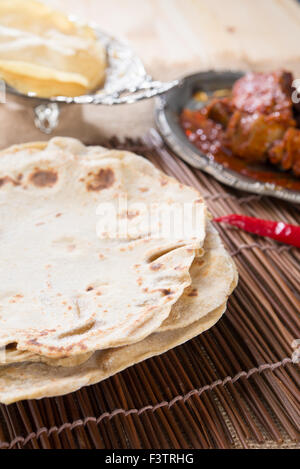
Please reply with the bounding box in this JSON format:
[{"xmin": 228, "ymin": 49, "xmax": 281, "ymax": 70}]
[
  {"xmin": 155, "ymin": 71, "xmax": 300, "ymax": 204},
  {"xmin": 6, "ymin": 24, "xmax": 178, "ymax": 106}
]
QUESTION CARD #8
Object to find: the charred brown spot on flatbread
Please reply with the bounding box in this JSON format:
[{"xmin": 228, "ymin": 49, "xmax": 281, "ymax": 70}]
[
  {"xmin": 0, "ymin": 177, "xmax": 9, "ymax": 187},
  {"xmin": 0, "ymin": 176, "xmax": 19, "ymax": 187},
  {"xmin": 30, "ymin": 170, "xmax": 58, "ymax": 188},
  {"xmin": 195, "ymin": 258, "xmax": 205, "ymax": 267},
  {"xmin": 6, "ymin": 342, "xmax": 17, "ymax": 351},
  {"xmin": 86, "ymin": 168, "xmax": 115, "ymax": 191},
  {"xmin": 120, "ymin": 210, "xmax": 140, "ymax": 220}
]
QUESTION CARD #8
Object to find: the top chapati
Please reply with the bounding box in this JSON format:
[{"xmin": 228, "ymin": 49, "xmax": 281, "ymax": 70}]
[
  {"xmin": 0, "ymin": 137, "xmax": 207, "ymax": 358},
  {"xmin": 0, "ymin": 0, "xmax": 106, "ymax": 97}
]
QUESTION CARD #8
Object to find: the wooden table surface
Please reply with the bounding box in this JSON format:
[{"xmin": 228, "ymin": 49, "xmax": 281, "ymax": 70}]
[{"xmin": 1, "ymin": 0, "xmax": 300, "ymax": 147}]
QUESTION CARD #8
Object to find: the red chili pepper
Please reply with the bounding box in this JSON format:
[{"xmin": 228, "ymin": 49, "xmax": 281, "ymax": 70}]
[{"xmin": 214, "ymin": 214, "xmax": 300, "ymax": 248}]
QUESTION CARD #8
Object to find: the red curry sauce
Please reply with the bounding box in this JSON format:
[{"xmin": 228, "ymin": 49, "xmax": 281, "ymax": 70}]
[{"xmin": 180, "ymin": 108, "xmax": 300, "ymax": 192}]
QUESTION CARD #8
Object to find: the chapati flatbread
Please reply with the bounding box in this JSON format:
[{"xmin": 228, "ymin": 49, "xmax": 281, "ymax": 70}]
[{"xmin": 159, "ymin": 223, "xmax": 238, "ymax": 331}]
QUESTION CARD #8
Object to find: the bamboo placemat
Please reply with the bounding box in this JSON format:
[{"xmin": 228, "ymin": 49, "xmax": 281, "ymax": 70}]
[{"xmin": 0, "ymin": 131, "xmax": 299, "ymax": 449}]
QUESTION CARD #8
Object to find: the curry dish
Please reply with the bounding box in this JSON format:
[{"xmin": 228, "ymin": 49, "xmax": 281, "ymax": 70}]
[{"xmin": 181, "ymin": 71, "xmax": 300, "ymax": 190}]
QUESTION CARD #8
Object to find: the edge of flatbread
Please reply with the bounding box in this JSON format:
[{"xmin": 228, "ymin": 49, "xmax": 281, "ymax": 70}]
[{"xmin": 0, "ymin": 304, "xmax": 226, "ymax": 404}]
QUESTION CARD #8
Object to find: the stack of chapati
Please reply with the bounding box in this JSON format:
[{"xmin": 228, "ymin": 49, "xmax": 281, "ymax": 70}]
[{"xmin": 0, "ymin": 137, "xmax": 237, "ymax": 404}]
